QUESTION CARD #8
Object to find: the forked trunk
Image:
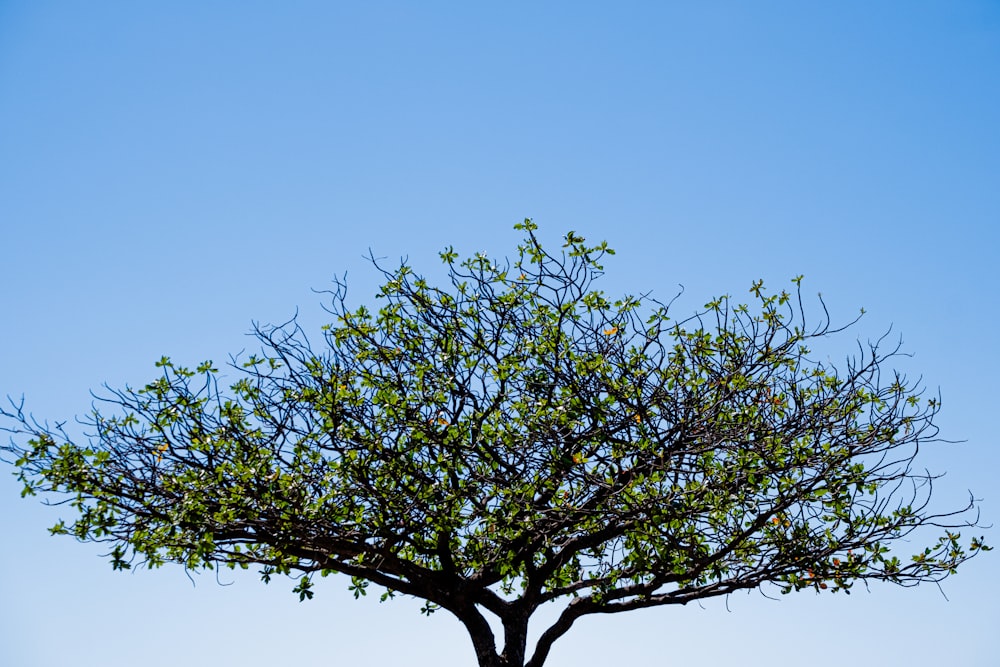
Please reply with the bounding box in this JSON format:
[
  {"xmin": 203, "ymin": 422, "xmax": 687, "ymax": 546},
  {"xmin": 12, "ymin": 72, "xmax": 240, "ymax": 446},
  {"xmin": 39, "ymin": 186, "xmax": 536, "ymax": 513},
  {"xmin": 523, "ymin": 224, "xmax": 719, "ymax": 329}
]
[{"xmin": 462, "ymin": 608, "xmax": 530, "ymax": 667}]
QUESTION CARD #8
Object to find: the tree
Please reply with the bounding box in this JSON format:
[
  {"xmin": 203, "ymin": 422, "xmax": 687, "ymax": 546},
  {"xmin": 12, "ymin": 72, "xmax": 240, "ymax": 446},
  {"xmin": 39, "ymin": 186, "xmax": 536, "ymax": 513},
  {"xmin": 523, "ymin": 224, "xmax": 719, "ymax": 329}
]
[{"xmin": 2, "ymin": 220, "xmax": 989, "ymax": 667}]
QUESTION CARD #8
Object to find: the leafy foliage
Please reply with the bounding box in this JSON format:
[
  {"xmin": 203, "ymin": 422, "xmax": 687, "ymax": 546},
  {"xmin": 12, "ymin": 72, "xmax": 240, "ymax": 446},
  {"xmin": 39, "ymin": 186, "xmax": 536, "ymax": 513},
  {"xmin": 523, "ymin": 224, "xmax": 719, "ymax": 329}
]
[{"xmin": 2, "ymin": 220, "xmax": 988, "ymax": 667}]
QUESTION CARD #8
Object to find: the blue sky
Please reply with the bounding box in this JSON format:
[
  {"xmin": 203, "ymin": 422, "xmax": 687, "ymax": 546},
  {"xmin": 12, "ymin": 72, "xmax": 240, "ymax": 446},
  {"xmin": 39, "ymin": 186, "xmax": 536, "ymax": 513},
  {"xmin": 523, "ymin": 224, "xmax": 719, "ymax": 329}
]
[{"xmin": 1, "ymin": 2, "xmax": 997, "ymax": 665}]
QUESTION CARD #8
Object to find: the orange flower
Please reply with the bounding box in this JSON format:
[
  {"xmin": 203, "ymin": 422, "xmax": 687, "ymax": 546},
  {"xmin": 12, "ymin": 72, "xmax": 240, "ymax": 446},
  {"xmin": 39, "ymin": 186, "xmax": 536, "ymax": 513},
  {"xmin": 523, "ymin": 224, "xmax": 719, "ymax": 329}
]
[
  {"xmin": 633, "ymin": 414, "xmax": 642, "ymax": 423},
  {"xmin": 771, "ymin": 517, "xmax": 780, "ymax": 525},
  {"xmin": 833, "ymin": 558, "xmax": 841, "ymax": 566},
  {"xmin": 603, "ymin": 326, "xmax": 619, "ymax": 336}
]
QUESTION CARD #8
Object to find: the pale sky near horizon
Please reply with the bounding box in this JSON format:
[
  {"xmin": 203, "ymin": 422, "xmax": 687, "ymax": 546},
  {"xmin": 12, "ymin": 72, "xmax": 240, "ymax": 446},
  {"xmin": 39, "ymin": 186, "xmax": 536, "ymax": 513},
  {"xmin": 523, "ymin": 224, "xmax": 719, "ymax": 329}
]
[{"xmin": 1, "ymin": 3, "xmax": 998, "ymax": 665}]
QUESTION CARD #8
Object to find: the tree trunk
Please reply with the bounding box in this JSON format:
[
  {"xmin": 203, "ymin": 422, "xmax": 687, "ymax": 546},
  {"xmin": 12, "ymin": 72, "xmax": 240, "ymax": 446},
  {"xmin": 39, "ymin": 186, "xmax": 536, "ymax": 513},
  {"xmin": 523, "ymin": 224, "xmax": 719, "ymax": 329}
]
[
  {"xmin": 499, "ymin": 612, "xmax": 529, "ymax": 667},
  {"xmin": 457, "ymin": 606, "xmax": 531, "ymax": 667}
]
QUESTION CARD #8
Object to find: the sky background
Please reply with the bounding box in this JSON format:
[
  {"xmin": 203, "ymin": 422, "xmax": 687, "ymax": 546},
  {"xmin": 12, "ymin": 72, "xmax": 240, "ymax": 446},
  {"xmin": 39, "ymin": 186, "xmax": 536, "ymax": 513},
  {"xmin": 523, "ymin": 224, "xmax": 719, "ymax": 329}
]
[{"xmin": 1, "ymin": 2, "xmax": 998, "ymax": 665}]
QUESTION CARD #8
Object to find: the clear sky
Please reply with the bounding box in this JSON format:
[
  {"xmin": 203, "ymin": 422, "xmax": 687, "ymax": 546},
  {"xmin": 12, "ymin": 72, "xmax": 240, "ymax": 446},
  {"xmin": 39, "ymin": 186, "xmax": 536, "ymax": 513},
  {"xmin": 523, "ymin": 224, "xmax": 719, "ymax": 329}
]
[{"xmin": 1, "ymin": 2, "xmax": 997, "ymax": 665}]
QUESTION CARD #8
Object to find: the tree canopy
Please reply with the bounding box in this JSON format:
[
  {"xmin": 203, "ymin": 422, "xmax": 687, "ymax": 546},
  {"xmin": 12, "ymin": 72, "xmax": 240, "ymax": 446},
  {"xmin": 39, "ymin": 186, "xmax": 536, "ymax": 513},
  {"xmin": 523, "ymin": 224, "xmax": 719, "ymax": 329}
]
[{"xmin": 2, "ymin": 220, "xmax": 989, "ymax": 667}]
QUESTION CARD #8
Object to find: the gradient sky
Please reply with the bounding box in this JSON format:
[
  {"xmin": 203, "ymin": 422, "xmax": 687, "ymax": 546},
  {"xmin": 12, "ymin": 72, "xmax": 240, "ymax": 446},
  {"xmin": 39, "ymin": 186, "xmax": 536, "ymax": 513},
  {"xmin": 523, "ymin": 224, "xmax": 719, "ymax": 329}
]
[{"xmin": 1, "ymin": 2, "xmax": 997, "ymax": 665}]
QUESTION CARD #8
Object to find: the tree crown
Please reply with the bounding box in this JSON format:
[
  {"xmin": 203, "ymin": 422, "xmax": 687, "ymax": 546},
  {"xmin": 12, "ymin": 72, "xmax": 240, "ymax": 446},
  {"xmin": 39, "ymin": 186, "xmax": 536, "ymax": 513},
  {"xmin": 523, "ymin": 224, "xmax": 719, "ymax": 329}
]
[{"xmin": 3, "ymin": 220, "xmax": 988, "ymax": 667}]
